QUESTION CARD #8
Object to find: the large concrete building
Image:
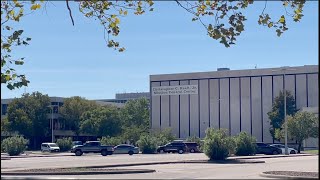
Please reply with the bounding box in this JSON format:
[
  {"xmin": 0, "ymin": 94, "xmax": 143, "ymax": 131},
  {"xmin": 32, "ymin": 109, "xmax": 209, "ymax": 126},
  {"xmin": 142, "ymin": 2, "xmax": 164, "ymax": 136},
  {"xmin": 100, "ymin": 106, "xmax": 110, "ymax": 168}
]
[{"xmin": 150, "ymin": 65, "xmax": 318, "ymax": 147}]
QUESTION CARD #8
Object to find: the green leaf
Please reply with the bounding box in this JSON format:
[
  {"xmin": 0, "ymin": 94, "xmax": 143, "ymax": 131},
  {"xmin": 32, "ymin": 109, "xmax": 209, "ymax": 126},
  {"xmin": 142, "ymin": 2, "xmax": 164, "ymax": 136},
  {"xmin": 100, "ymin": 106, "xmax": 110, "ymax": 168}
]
[
  {"xmin": 279, "ymin": 15, "xmax": 285, "ymax": 23},
  {"xmin": 268, "ymin": 22, "xmax": 273, "ymax": 28},
  {"xmin": 30, "ymin": 4, "xmax": 41, "ymax": 10}
]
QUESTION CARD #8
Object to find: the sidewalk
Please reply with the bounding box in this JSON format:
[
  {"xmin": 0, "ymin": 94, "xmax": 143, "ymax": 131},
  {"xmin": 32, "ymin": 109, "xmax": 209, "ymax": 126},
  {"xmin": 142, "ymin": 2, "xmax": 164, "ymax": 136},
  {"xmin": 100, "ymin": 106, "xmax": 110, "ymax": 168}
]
[{"xmin": 1, "ymin": 151, "xmax": 316, "ymax": 159}]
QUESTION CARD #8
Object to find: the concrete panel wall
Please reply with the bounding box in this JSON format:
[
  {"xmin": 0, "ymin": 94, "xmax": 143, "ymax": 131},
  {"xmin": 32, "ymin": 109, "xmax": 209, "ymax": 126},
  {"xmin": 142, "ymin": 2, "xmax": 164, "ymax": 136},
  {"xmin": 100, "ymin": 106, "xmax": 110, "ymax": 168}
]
[
  {"xmin": 230, "ymin": 78, "xmax": 240, "ymax": 136},
  {"xmin": 151, "ymin": 82, "xmax": 161, "ymax": 130},
  {"xmin": 240, "ymin": 77, "xmax": 251, "ymax": 134},
  {"xmin": 296, "ymin": 74, "xmax": 307, "ymax": 109},
  {"xmin": 199, "ymin": 79, "xmax": 209, "ymax": 138},
  {"xmin": 169, "ymin": 81, "xmax": 180, "ymax": 137},
  {"xmin": 285, "ymin": 75, "xmax": 295, "ymax": 100},
  {"xmin": 251, "ymin": 77, "xmax": 262, "ymax": 142},
  {"xmin": 160, "ymin": 81, "xmax": 170, "ymax": 130},
  {"xmin": 190, "ymin": 80, "xmax": 199, "ymax": 137},
  {"xmin": 272, "ymin": 75, "xmax": 283, "ymax": 143},
  {"xmin": 209, "ymin": 79, "xmax": 219, "ymax": 130},
  {"xmin": 307, "ymin": 74, "xmax": 318, "ymax": 107},
  {"xmin": 220, "ymin": 78, "xmax": 230, "ymax": 133},
  {"xmin": 180, "ymin": 80, "xmax": 189, "ymax": 138},
  {"xmin": 262, "ymin": 76, "xmax": 273, "ymax": 143},
  {"xmin": 273, "ymin": 75, "xmax": 284, "ymax": 100}
]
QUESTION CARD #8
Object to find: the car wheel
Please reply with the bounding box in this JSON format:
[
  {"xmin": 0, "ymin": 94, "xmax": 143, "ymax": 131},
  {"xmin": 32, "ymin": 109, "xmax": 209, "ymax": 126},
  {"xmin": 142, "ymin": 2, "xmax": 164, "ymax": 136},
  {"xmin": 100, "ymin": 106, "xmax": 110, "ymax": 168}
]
[
  {"xmin": 101, "ymin": 150, "xmax": 108, "ymax": 156},
  {"xmin": 190, "ymin": 149, "xmax": 195, "ymax": 153},
  {"xmin": 178, "ymin": 149, "xmax": 184, "ymax": 154},
  {"xmin": 159, "ymin": 149, "xmax": 164, "ymax": 154},
  {"xmin": 290, "ymin": 150, "xmax": 296, "ymax": 154},
  {"xmin": 75, "ymin": 150, "xmax": 83, "ymax": 156},
  {"xmin": 272, "ymin": 150, "xmax": 279, "ymax": 155},
  {"xmin": 128, "ymin": 151, "xmax": 133, "ymax": 155}
]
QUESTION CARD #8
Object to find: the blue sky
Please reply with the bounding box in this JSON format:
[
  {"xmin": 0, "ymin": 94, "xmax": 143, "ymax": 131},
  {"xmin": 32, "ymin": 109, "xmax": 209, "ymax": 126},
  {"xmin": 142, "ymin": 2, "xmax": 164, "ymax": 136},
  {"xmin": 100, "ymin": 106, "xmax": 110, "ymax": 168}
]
[{"xmin": 1, "ymin": 1, "xmax": 318, "ymax": 100}]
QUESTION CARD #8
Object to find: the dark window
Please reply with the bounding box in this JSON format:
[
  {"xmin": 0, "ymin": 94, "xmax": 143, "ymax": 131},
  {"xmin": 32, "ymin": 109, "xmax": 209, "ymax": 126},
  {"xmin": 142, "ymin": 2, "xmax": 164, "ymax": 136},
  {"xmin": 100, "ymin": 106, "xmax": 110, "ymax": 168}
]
[
  {"xmin": 59, "ymin": 102, "xmax": 64, "ymax": 107},
  {"xmin": 51, "ymin": 102, "xmax": 59, "ymax": 105},
  {"xmin": 1, "ymin": 104, "xmax": 8, "ymax": 115},
  {"xmin": 53, "ymin": 106, "xmax": 59, "ymax": 113}
]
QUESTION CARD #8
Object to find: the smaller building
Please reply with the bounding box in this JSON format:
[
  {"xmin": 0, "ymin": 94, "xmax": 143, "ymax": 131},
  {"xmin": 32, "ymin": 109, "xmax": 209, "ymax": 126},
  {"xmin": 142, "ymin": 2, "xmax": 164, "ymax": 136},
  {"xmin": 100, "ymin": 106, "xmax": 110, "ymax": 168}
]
[
  {"xmin": 1, "ymin": 96, "xmax": 124, "ymax": 142},
  {"xmin": 96, "ymin": 92, "xmax": 149, "ymax": 104}
]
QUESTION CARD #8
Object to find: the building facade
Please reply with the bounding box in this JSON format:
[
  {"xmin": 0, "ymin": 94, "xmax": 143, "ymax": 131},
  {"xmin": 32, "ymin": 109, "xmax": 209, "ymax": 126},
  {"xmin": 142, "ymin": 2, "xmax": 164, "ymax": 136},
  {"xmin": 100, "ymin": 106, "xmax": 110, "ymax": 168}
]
[
  {"xmin": 1, "ymin": 96, "xmax": 124, "ymax": 142},
  {"xmin": 96, "ymin": 92, "xmax": 149, "ymax": 104},
  {"xmin": 150, "ymin": 65, "xmax": 318, "ymax": 147}
]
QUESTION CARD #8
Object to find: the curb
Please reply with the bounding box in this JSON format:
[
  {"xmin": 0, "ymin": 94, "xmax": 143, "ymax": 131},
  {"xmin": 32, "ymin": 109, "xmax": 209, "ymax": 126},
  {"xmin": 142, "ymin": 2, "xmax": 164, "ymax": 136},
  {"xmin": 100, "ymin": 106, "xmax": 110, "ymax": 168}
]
[
  {"xmin": 228, "ymin": 153, "xmax": 316, "ymax": 160},
  {"xmin": 260, "ymin": 172, "xmax": 318, "ymax": 179},
  {"xmin": 1, "ymin": 169, "xmax": 156, "ymax": 176}
]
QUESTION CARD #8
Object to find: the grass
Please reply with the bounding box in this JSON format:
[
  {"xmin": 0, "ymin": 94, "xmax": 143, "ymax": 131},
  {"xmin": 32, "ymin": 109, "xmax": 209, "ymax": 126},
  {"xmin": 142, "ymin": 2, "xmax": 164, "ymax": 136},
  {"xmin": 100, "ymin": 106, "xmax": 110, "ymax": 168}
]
[{"xmin": 303, "ymin": 149, "xmax": 318, "ymax": 155}]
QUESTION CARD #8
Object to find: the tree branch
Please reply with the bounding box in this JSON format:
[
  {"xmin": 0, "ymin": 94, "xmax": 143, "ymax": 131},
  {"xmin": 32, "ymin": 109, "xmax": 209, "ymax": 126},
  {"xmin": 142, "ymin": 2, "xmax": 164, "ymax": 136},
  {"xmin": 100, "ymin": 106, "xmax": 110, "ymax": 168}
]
[{"xmin": 66, "ymin": 0, "xmax": 74, "ymax": 26}]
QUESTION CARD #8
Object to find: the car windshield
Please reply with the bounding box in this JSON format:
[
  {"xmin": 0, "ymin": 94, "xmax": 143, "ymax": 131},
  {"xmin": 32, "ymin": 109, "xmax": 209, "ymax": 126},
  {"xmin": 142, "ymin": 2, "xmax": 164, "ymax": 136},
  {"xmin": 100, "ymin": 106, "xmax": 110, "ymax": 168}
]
[{"xmin": 49, "ymin": 143, "xmax": 58, "ymax": 147}]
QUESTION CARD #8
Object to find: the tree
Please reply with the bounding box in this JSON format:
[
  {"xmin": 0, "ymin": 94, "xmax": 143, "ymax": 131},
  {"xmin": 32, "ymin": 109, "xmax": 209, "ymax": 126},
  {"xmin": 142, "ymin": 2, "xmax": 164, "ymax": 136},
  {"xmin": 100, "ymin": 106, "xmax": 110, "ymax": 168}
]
[
  {"xmin": 59, "ymin": 96, "xmax": 99, "ymax": 138},
  {"xmin": 120, "ymin": 98, "xmax": 150, "ymax": 144},
  {"xmin": 1, "ymin": 0, "xmax": 307, "ymax": 89},
  {"xmin": 80, "ymin": 106, "xmax": 122, "ymax": 137},
  {"xmin": 6, "ymin": 92, "xmax": 51, "ymax": 149},
  {"xmin": 267, "ymin": 90, "xmax": 297, "ymax": 140},
  {"xmin": 286, "ymin": 111, "xmax": 318, "ymax": 153}
]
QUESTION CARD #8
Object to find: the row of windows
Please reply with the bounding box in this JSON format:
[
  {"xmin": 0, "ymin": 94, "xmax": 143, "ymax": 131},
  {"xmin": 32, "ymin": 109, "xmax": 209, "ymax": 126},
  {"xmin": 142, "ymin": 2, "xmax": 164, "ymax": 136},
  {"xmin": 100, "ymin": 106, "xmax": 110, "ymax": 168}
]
[{"xmin": 1, "ymin": 102, "xmax": 64, "ymax": 116}]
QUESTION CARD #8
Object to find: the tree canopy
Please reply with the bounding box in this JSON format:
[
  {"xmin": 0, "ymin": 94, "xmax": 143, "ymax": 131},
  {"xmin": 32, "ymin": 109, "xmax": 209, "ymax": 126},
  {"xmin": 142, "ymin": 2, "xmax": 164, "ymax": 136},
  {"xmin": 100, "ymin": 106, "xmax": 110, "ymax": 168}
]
[
  {"xmin": 287, "ymin": 111, "xmax": 318, "ymax": 153},
  {"xmin": 1, "ymin": 0, "xmax": 307, "ymax": 90},
  {"xmin": 80, "ymin": 105, "xmax": 122, "ymax": 137},
  {"xmin": 5, "ymin": 92, "xmax": 51, "ymax": 148},
  {"xmin": 59, "ymin": 96, "xmax": 99, "ymax": 136},
  {"xmin": 267, "ymin": 90, "xmax": 297, "ymax": 140}
]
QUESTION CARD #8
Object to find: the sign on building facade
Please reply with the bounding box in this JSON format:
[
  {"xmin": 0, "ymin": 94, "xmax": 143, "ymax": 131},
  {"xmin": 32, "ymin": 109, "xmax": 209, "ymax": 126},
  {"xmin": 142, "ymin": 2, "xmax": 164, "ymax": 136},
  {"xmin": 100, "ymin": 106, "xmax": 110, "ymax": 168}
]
[{"xmin": 152, "ymin": 85, "xmax": 198, "ymax": 96}]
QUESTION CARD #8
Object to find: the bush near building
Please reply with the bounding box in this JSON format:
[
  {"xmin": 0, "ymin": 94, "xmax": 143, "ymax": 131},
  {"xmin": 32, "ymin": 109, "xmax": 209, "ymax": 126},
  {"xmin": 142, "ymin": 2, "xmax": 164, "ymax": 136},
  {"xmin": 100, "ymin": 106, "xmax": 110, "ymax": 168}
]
[
  {"xmin": 203, "ymin": 128, "xmax": 235, "ymax": 160},
  {"xmin": 186, "ymin": 135, "xmax": 204, "ymax": 151},
  {"xmin": 234, "ymin": 132, "xmax": 257, "ymax": 156},
  {"xmin": 100, "ymin": 136, "xmax": 123, "ymax": 146},
  {"xmin": 1, "ymin": 136, "xmax": 29, "ymax": 156},
  {"xmin": 56, "ymin": 137, "xmax": 73, "ymax": 152},
  {"xmin": 137, "ymin": 134, "xmax": 157, "ymax": 154}
]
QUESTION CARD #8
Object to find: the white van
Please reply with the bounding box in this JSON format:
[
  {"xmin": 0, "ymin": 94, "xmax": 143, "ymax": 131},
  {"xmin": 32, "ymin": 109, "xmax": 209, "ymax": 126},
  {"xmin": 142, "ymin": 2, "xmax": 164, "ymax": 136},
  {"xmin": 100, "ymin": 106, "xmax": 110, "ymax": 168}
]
[{"xmin": 41, "ymin": 143, "xmax": 60, "ymax": 152}]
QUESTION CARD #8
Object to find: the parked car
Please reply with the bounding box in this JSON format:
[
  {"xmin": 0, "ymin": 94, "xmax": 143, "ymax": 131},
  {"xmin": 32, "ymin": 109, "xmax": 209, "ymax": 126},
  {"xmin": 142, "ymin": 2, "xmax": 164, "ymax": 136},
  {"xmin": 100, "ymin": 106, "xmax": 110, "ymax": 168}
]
[
  {"xmin": 72, "ymin": 141, "xmax": 83, "ymax": 146},
  {"xmin": 255, "ymin": 143, "xmax": 282, "ymax": 155},
  {"xmin": 41, "ymin": 143, "xmax": 60, "ymax": 152},
  {"xmin": 184, "ymin": 142, "xmax": 201, "ymax": 153},
  {"xmin": 270, "ymin": 144, "xmax": 298, "ymax": 154},
  {"xmin": 157, "ymin": 141, "xmax": 188, "ymax": 154},
  {"xmin": 113, "ymin": 144, "xmax": 139, "ymax": 155},
  {"xmin": 70, "ymin": 141, "xmax": 114, "ymax": 156}
]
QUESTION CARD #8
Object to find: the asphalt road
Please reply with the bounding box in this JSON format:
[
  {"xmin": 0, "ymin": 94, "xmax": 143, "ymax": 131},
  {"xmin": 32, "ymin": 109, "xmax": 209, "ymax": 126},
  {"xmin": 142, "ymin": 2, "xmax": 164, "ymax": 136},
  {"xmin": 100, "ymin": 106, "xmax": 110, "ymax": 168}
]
[{"xmin": 1, "ymin": 153, "xmax": 318, "ymax": 179}]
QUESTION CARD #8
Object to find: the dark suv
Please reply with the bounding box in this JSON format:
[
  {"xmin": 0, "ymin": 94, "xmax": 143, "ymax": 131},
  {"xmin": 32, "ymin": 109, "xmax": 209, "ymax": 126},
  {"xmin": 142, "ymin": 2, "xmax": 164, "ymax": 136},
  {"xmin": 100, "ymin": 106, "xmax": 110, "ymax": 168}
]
[
  {"xmin": 184, "ymin": 142, "xmax": 201, "ymax": 153},
  {"xmin": 157, "ymin": 142, "xmax": 187, "ymax": 154},
  {"xmin": 255, "ymin": 143, "xmax": 282, "ymax": 155}
]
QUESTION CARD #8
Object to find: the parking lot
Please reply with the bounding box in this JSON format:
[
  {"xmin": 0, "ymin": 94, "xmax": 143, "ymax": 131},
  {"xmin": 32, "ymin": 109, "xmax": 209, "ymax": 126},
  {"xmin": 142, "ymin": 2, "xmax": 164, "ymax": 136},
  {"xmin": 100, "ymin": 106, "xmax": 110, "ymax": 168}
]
[{"xmin": 1, "ymin": 152, "xmax": 318, "ymax": 179}]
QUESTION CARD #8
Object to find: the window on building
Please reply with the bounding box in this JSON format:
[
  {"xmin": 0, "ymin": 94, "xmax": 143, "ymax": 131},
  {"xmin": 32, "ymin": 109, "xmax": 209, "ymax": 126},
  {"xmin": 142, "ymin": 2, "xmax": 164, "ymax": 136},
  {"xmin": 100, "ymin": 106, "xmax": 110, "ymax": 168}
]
[
  {"xmin": 1, "ymin": 104, "xmax": 8, "ymax": 115},
  {"xmin": 53, "ymin": 106, "xmax": 59, "ymax": 113}
]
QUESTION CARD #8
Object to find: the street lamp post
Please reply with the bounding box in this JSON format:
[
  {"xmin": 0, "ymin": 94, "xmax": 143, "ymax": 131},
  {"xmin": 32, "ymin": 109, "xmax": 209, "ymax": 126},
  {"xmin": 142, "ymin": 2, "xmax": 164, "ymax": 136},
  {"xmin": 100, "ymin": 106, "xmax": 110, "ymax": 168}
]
[
  {"xmin": 272, "ymin": 66, "xmax": 296, "ymax": 155},
  {"xmin": 48, "ymin": 105, "xmax": 59, "ymax": 143}
]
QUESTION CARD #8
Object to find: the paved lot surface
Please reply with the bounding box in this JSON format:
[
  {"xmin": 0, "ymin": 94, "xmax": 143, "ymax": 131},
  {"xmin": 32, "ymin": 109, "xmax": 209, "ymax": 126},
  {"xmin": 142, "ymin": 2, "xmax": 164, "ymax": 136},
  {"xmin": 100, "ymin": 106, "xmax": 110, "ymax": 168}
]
[{"xmin": 1, "ymin": 153, "xmax": 318, "ymax": 179}]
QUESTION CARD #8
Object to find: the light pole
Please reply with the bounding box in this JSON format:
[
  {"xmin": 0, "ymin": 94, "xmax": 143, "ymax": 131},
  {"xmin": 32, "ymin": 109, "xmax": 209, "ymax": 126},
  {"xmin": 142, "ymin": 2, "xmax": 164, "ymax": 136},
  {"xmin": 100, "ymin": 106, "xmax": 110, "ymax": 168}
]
[
  {"xmin": 48, "ymin": 105, "xmax": 59, "ymax": 143},
  {"xmin": 272, "ymin": 66, "xmax": 296, "ymax": 155}
]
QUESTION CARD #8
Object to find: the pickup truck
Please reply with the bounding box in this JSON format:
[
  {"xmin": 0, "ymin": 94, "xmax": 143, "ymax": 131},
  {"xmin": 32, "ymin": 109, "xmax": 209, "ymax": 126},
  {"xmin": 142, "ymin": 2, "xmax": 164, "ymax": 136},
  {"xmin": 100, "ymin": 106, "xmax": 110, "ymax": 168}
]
[{"xmin": 70, "ymin": 141, "xmax": 114, "ymax": 156}]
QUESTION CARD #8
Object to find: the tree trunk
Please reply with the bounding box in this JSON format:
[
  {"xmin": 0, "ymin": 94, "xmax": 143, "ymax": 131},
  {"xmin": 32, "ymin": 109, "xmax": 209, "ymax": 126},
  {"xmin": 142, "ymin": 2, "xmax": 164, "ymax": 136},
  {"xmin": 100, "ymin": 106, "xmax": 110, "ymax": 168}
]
[{"xmin": 298, "ymin": 141, "xmax": 302, "ymax": 153}]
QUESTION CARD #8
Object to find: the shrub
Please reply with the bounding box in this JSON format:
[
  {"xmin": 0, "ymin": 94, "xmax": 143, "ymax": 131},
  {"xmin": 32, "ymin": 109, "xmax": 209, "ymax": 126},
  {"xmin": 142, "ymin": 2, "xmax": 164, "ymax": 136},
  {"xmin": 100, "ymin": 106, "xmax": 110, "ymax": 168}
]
[
  {"xmin": 100, "ymin": 136, "xmax": 123, "ymax": 146},
  {"xmin": 137, "ymin": 134, "xmax": 157, "ymax": 154},
  {"xmin": 186, "ymin": 135, "xmax": 204, "ymax": 151},
  {"xmin": 203, "ymin": 128, "xmax": 235, "ymax": 160},
  {"xmin": 152, "ymin": 128, "xmax": 176, "ymax": 146},
  {"xmin": 56, "ymin": 137, "xmax": 72, "ymax": 152},
  {"xmin": 1, "ymin": 136, "xmax": 29, "ymax": 156},
  {"xmin": 234, "ymin": 132, "xmax": 257, "ymax": 156}
]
